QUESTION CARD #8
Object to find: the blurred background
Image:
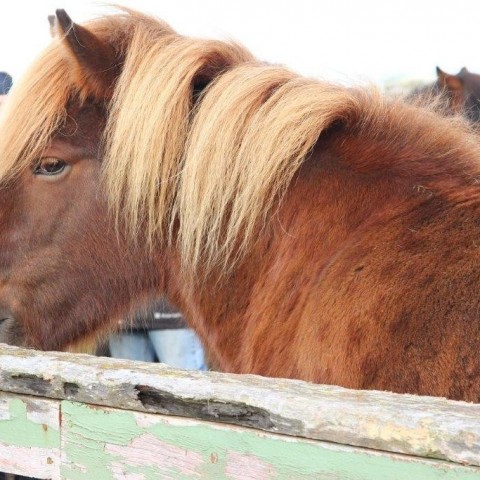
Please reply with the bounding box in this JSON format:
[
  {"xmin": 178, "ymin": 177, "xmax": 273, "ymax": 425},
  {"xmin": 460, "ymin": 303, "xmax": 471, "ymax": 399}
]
[{"xmin": 0, "ymin": 0, "xmax": 479, "ymax": 91}]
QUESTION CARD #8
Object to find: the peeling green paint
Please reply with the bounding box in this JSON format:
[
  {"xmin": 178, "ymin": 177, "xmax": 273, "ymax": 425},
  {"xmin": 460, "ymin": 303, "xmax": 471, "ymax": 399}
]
[
  {"xmin": 61, "ymin": 401, "xmax": 480, "ymax": 480},
  {"xmin": 0, "ymin": 398, "xmax": 60, "ymax": 449}
]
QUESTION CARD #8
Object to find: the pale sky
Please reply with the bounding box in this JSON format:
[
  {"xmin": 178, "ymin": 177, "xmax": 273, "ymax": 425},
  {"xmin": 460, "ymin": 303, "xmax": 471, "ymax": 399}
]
[{"xmin": 0, "ymin": 1, "xmax": 479, "ymax": 88}]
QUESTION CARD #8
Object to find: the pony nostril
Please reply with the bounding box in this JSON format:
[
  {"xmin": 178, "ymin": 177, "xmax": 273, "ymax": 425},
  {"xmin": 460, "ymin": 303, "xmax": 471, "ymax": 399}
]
[
  {"xmin": 0, "ymin": 317, "xmax": 23, "ymax": 347},
  {"xmin": 0, "ymin": 311, "xmax": 13, "ymax": 325},
  {"xmin": 0, "ymin": 308, "xmax": 15, "ymax": 328},
  {"xmin": 0, "ymin": 316, "xmax": 14, "ymax": 328}
]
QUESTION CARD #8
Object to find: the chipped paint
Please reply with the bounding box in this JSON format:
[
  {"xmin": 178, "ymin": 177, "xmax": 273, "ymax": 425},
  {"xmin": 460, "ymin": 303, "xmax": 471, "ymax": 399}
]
[
  {"xmin": 60, "ymin": 401, "xmax": 480, "ymax": 480},
  {"xmin": 106, "ymin": 434, "xmax": 204, "ymax": 476},
  {"xmin": 0, "ymin": 396, "xmax": 59, "ymax": 448},
  {"xmin": 363, "ymin": 417, "xmax": 438, "ymax": 453},
  {"xmin": 225, "ymin": 451, "xmax": 275, "ymax": 479},
  {"xmin": 1, "ymin": 344, "xmax": 480, "ymax": 467},
  {"xmin": 1, "ymin": 345, "xmax": 480, "ymax": 479},
  {"xmin": 0, "ymin": 443, "xmax": 60, "ymax": 479},
  {"xmin": 0, "ymin": 393, "xmax": 61, "ymax": 479}
]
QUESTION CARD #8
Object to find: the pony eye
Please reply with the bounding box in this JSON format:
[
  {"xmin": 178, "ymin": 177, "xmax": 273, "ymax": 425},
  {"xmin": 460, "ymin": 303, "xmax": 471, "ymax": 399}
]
[{"xmin": 34, "ymin": 158, "xmax": 67, "ymax": 176}]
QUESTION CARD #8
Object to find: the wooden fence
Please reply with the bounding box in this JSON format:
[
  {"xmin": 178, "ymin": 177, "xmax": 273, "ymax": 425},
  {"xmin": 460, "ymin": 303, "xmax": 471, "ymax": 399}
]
[{"xmin": 0, "ymin": 344, "xmax": 479, "ymax": 479}]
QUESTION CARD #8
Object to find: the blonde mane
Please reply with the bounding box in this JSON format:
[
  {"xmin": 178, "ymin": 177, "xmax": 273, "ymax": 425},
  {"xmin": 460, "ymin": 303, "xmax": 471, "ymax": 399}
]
[{"xmin": 0, "ymin": 10, "xmax": 479, "ymax": 273}]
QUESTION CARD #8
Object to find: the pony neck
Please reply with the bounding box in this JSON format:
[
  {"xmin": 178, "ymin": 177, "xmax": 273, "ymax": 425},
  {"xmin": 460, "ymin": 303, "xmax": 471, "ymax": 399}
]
[{"xmin": 161, "ymin": 130, "xmax": 479, "ymax": 376}]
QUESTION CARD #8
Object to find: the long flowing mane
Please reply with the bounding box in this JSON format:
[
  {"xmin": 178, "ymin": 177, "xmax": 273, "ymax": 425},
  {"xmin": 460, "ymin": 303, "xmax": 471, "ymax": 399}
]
[{"xmin": 1, "ymin": 10, "xmax": 480, "ymax": 273}]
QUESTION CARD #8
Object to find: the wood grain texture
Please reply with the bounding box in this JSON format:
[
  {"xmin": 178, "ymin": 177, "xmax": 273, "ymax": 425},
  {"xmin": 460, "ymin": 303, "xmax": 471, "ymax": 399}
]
[
  {"xmin": 0, "ymin": 392, "xmax": 60, "ymax": 479},
  {"xmin": 0, "ymin": 344, "xmax": 479, "ymax": 468},
  {"xmin": 60, "ymin": 401, "xmax": 480, "ymax": 480}
]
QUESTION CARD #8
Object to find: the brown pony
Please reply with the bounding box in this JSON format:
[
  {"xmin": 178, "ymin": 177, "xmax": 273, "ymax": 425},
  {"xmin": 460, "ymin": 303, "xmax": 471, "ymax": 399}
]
[
  {"xmin": 414, "ymin": 66, "xmax": 480, "ymax": 123},
  {"xmin": 0, "ymin": 9, "xmax": 480, "ymax": 401}
]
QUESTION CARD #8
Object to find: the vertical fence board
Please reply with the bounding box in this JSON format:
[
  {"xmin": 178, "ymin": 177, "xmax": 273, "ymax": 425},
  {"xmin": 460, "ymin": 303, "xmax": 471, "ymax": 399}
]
[{"xmin": 0, "ymin": 392, "xmax": 60, "ymax": 479}]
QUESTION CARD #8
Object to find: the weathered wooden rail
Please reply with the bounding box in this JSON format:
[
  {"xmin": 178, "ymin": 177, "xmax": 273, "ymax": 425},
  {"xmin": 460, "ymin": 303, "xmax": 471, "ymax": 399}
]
[{"xmin": 0, "ymin": 344, "xmax": 479, "ymax": 479}]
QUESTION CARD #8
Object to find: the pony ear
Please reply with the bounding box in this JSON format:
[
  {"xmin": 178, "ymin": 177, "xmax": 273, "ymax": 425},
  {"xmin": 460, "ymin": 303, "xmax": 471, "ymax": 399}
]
[
  {"xmin": 47, "ymin": 15, "xmax": 57, "ymax": 38},
  {"xmin": 459, "ymin": 66, "xmax": 469, "ymax": 75},
  {"xmin": 436, "ymin": 66, "xmax": 463, "ymax": 91},
  {"xmin": 54, "ymin": 9, "xmax": 118, "ymax": 98}
]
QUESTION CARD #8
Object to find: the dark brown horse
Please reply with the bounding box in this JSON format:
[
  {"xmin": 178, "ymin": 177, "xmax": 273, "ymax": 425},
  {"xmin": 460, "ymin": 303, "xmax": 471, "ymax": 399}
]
[
  {"xmin": 414, "ymin": 66, "xmax": 480, "ymax": 123},
  {"xmin": 0, "ymin": 9, "xmax": 480, "ymax": 401}
]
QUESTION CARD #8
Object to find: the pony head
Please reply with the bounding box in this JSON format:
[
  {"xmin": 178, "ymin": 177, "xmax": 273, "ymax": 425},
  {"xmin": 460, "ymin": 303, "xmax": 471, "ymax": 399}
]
[{"xmin": 0, "ymin": 9, "xmax": 248, "ymax": 349}]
